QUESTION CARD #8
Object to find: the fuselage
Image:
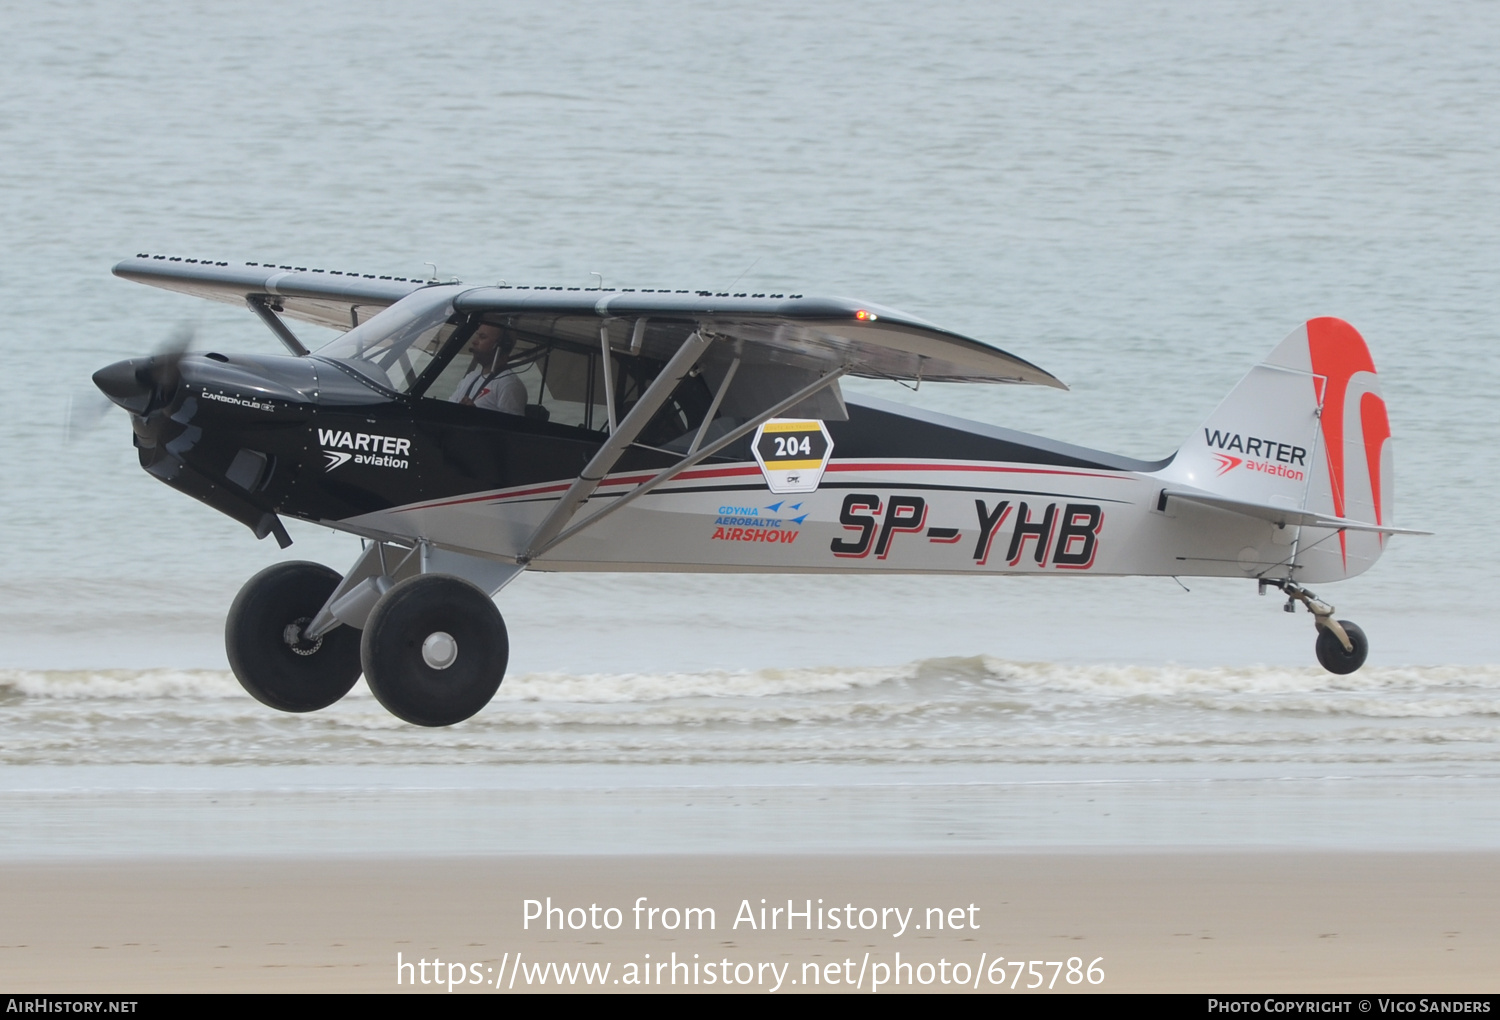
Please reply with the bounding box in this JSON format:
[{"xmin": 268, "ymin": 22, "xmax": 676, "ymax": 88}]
[{"xmin": 95, "ymin": 348, "xmax": 1358, "ymax": 584}]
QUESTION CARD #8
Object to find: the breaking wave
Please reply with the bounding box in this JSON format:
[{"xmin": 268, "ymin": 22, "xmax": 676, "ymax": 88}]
[
  {"xmin": 2, "ymin": 659, "xmax": 1499, "ymax": 768},
  {"xmin": 4, "ymin": 658, "xmax": 1498, "ymax": 710}
]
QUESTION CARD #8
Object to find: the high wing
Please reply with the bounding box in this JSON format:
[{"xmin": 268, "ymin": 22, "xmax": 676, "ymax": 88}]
[
  {"xmin": 114, "ymin": 254, "xmax": 1064, "ymax": 388},
  {"xmin": 113, "ymin": 254, "xmax": 428, "ymax": 333}
]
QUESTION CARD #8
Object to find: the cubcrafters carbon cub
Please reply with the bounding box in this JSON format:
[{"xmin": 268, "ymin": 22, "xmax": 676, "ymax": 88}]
[{"xmin": 95, "ymin": 255, "xmax": 1426, "ymax": 726}]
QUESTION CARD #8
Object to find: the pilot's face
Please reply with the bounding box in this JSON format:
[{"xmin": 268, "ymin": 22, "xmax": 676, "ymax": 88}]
[{"xmin": 469, "ymin": 324, "xmax": 503, "ymax": 357}]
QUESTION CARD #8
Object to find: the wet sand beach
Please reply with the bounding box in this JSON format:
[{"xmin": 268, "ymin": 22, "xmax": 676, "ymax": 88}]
[{"xmin": 3, "ymin": 852, "xmax": 1497, "ymax": 993}]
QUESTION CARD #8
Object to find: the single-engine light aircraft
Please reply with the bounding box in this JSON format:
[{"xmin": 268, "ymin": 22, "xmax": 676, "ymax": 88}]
[{"xmin": 94, "ymin": 254, "xmax": 1428, "ymax": 726}]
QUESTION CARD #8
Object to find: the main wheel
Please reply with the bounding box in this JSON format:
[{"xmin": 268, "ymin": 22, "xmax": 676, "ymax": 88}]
[
  {"xmin": 360, "ymin": 574, "xmax": 508, "ymax": 727},
  {"xmin": 226, "ymin": 561, "xmax": 363, "ymax": 712},
  {"xmin": 1315, "ymin": 620, "xmax": 1368, "ymax": 675}
]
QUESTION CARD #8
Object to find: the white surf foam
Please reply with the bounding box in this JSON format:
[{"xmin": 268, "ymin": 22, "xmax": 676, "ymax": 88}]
[{"xmin": 5, "ymin": 660, "xmax": 1499, "ymax": 713}]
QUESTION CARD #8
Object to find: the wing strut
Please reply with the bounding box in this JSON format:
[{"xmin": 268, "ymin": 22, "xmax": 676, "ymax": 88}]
[
  {"xmin": 521, "ymin": 331, "xmax": 715, "ymax": 560},
  {"xmin": 245, "ymin": 295, "xmax": 310, "ymax": 356},
  {"xmin": 526, "ymin": 363, "xmax": 850, "ymax": 562},
  {"xmin": 599, "ymin": 324, "xmax": 618, "ymax": 432}
]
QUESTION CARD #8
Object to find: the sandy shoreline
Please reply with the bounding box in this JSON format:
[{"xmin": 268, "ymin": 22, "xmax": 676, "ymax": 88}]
[{"xmin": 2, "ymin": 852, "xmax": 1496, "ymax": 993}]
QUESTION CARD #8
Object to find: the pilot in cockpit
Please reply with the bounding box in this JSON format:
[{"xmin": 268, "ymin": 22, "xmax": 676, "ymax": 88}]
[{"xmin": 449, "ymin": 322, "xmax": 526, "ymax": 415}]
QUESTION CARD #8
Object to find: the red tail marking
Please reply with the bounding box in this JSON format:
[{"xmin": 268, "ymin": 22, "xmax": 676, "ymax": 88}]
[
  {"xmin": 1306, "ymin": 317, "xmax": 1375, "ymax": 566},
  {"xmin": 1360, "ymin": 391, "xmax": 1391, "ymax": 536},
  {"xmin": 1213, "ymin": 453, "xmax": 1242, "ymax": 476}
]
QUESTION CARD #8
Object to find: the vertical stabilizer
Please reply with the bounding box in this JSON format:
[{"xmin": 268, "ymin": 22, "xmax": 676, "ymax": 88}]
[{"xmin": 1160, "ymin": 318, "xmax": 1393, "ymax": 579}]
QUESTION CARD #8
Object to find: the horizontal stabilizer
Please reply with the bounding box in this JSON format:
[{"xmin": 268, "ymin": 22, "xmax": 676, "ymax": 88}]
[{"xmin": 1160, "ymin": 488, "xmax": 1431, "ymax": 536}]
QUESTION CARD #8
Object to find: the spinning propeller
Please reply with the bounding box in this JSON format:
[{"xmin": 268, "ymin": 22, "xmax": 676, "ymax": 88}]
[
  {"xmin": 74, "ymin": 325, "xmax": 197, "ymax": 444},
  {"xmin": 90, "ymin": 324, "xmax": 196, "ymax": 417}
]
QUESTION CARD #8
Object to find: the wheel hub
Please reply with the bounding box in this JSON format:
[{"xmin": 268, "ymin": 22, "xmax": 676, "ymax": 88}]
[
  {"xmin": 421, "ymin": 631, "xmax": 459, "ymax": 670},
  {"xmin": 284, "ymin": 618, "xmax": 324, "ymax": 657}
]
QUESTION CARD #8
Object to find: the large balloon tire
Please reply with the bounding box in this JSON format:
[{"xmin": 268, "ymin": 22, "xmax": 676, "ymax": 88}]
[
  {"xmin": 361, "ymin": 574, "xmax": 508, "ymax": 727},
  {"xmin": 226, "ymin": 561, "xmax": 363, "ymax": 713},
  {"xmin": 1315, "ymin": 620, "xmax": 1369, "ymax": 675}
]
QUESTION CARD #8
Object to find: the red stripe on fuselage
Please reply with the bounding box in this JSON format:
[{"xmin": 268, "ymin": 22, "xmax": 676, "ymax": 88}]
[
  {"xmin": 824, "ymin": 461, "xmax": 1124, "ymax": 481},
  {"xmin": 396, "ymin": 465, "xmax": 764, "ymax": 513},
  {"xmin": 396, "ymin": 461, "xmax": 1126, "ymax": 514}
]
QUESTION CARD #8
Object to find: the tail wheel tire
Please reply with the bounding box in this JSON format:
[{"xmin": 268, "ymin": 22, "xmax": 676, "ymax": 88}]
[
  {"xmin": 1315, "ymin": 620, "xmax": 1368, "ymax": 675},
  {"xmin": 361, "ymin": 574, "xmax": 508, "ymax": 727},
  {"xmin": 226, "ymin": 561, "xmax": 363, "ymax": 712}
]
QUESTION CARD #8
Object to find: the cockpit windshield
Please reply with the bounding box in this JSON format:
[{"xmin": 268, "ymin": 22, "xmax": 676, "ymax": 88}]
[{"xmin": 312, "ymin": 285, "xmax": 464, "ymax": 393}]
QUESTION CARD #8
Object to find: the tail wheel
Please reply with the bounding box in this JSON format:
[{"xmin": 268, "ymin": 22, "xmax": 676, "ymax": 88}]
[
  {"xmin": 1315, "ymin": 620, "xmax": 1368, "ymax": 675},
  {"xmin": 361, "ymin": 574, "xmax": 508, "ymax": 727},
  {"xmin": 226, "ymin": 561, "xmax": 363, "ymax": 712}
]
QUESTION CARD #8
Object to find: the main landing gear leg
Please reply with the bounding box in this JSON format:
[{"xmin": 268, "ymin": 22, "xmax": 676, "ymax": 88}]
[{"xmin": 1259, "ymin": 578, "xmax": 1369, "ymax": 675}]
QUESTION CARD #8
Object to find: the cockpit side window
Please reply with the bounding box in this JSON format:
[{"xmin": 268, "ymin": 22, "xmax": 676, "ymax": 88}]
[{"xmin": 415, "ymin": 316, "xmax": 714, "ymax": 443}]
